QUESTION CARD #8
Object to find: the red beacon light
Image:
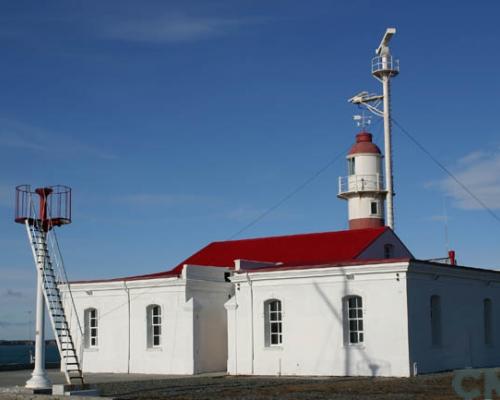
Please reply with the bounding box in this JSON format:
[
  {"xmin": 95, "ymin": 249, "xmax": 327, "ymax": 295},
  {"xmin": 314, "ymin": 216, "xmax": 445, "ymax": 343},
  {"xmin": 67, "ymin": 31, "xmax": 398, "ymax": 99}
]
[{"xmin": 15, "ymin": 185, "xmax": 72, "ymax": 232}]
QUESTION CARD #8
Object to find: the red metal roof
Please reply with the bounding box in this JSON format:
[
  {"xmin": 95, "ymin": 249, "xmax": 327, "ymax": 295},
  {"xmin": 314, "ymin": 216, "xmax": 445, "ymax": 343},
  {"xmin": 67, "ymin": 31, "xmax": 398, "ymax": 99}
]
[
  {"xmin": 169, "ymin": 226, "xmax": 388, "ymax": 273},
  {"xmin": 72, "ymin": 227, "xmax": 389, "ymax": 283}
]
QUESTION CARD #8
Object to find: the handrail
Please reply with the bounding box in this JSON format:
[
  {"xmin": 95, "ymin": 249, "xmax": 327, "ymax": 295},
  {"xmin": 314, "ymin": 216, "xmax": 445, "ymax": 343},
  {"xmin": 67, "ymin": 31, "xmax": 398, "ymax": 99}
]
[
  {"xmin": 45, "ymin": 211, "xmax": 84, "ymax": 367},
  {"xmin": 371, "ymin": 55, "xmax": 399, "ymax": 75},
  {"xmin": 338, "ymin": 174, "xmax": 385, "ymax": 194}
]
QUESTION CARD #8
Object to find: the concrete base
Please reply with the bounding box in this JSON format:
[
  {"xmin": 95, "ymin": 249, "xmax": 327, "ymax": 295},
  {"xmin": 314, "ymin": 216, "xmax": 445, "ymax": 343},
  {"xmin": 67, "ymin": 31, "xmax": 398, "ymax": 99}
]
[
  {"xmin": 25, "ymin": 370, "xmax": 51, "ymax": 390},
  {"xmin": 53, "ymin": 384, "xmax": 100, "ymax": 397}
]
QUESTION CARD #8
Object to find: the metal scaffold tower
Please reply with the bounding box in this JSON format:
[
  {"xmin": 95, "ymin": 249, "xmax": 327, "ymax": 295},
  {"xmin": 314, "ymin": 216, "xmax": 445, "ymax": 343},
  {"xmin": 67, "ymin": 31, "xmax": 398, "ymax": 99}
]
[{"xmin": 15, "ymin": 185, "xmax": 84, "ymax": 388}]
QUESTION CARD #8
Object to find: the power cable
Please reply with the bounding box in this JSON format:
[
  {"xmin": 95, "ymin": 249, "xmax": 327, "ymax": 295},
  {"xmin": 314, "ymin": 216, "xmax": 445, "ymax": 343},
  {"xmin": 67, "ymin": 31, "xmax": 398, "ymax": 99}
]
[
  {"xmin": 227, "ymin": 148, "xmax": 347, "ymax": 240},
  {"xmin": 392, "ymin": 117, "xmax": 500, "ymax": 224},
  {"xmin": 228, "ymin": 120, "xmax": 383, "ymax": 240}
]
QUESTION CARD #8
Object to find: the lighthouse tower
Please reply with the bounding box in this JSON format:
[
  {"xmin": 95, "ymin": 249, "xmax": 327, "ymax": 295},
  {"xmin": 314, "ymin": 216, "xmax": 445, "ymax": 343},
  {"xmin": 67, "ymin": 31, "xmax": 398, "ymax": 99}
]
[{"xmin": 338, "ymin": 130, "xmax": 386, "ymax": 229}]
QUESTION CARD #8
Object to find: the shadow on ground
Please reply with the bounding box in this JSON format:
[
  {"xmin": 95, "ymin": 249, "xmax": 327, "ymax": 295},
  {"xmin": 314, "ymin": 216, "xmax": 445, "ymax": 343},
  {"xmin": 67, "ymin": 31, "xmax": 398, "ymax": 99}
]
[{"xmin": 95, "ymin": 373, "xmax": 464, "ymax": 400}]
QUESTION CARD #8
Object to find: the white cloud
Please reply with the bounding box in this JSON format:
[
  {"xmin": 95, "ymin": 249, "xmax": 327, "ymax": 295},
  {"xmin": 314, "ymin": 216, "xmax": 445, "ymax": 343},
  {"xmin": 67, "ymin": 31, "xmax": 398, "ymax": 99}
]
[
  {"xmin": 0, "ymin": 118, "xmax": 117, "ymax": 160},
  {"xmin": 120, "ymin": 193, "xmax": 219, "ymax": 207},
  {"xmin": 435, "ymin": 149, "xmax": 500, "ymax": 210},
  {"xmin": 224, "ymin": 205, "xmax": 264, "ymax": 222},
  {"xmin": 99, "ymin": 13, "xmax": 259, "ymax": 43},
  {"xmin": 428, "ymin": 215, "xmax": 451, "ymax": 222}
]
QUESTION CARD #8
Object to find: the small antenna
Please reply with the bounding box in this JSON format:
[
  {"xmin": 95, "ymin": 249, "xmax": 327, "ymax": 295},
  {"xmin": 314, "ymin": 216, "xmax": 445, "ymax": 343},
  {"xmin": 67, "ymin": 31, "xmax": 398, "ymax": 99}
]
[{"xmin": 353, "ymin": 113, "xmax": 372, "ymax": 130}]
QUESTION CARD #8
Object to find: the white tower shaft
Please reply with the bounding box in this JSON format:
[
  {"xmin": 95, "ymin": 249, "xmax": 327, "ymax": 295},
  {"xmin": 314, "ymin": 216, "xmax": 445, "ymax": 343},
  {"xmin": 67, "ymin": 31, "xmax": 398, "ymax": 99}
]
[
  {"xmin": 25, "ymin": 270, "xmax": 51, "ymax": 389},
  {"xmin": 382, "ymin": 75, "xmax": 394, "ymax": 230}
]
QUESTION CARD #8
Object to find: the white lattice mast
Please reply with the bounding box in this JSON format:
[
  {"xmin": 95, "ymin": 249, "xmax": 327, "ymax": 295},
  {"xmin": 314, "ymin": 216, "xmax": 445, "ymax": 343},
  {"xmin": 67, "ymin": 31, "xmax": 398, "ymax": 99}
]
[{"xmin": 348, "ymin": 28, "xmax": 399, "ymax": 230}]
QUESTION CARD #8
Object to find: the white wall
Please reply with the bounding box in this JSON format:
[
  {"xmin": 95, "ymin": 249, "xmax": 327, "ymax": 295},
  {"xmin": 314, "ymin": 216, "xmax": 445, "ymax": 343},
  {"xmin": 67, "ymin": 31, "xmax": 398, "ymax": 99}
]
[
  {"xmin": 127, "ymin": 282, "xmax": 195, "ymax": 374},
  {"xmin": 62, "ymin": 281, "xmax": 130, "ymax": 373},
  {"xmin": 184, "ymin": 265, "xmax": 233, "ymax": 373},
  {"xmin": 61, "ymin": 265, "xmax": 232, "ymax": 375},
  {"xmin": 347, "ymin": 154, "xmax": 382, "ymax": 176},
  {"xmin": 226, "ymin": 262, "xmax": 412, "ymax": 377},
  {"xmin": 62, "ymin": 277, "xmax": 195, "ymax": 374},
  {"xmin": 347, "ymin": 195, "xmax": 385, "ymax": 221},
  {"xmin": 407, "ymin": 262, "xmax": 500, "ymax": 374}
]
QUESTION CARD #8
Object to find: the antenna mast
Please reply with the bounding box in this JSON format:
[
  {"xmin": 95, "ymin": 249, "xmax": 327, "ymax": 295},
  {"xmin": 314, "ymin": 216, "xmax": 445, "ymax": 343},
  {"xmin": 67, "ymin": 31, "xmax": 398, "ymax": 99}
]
[{"xmin": 348, "ymin": 28, "xmax": 399, "ymax": 230}]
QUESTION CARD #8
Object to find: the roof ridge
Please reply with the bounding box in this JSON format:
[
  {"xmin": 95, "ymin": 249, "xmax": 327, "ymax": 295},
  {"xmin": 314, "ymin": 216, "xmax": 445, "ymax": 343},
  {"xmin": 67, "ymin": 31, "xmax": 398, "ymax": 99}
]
[{"xmin": 210, "ymin": 226, "xmax": 386, "ymax": 245}]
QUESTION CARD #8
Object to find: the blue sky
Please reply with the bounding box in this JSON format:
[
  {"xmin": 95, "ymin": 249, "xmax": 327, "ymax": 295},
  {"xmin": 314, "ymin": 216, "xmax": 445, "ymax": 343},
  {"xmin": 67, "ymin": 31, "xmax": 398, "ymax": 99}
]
[{"xmin": 1, "ymin": 0, "xmax": 499, "ymax": 339}]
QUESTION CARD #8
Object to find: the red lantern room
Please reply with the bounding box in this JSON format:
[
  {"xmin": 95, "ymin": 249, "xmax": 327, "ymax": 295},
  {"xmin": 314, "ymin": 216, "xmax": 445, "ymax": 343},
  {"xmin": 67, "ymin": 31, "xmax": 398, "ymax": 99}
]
[{"xmin": 15, "ymin": 185, "xmax": 72, "ymax": 232}]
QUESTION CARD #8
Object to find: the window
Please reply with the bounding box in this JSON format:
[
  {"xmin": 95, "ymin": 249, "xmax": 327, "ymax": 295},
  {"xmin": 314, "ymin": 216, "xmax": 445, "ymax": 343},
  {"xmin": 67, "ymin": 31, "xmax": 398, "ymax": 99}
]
[
  {"xmin": 430, "ymin": 295, "xmax": 442, "ymax": 346},
  {"xmin": 370, "ymin": 202, "xmax": 378, "ymax": 215},
  {"xmin": 484, "ymin": 299, "xmax": 493, "ymax": 345},
  {"xmin": 264, "ymin": 300, "xmax": 282, "ymax": 346},
  {"xmin": 348, "ymin": 158, "xmax": 356, "ymax": 175},
  {"xmin": 147, "ymin": 305, "xmax": 162, "ymax": 348},
  {"xmin": 345, "ymin": 296, "xmax": 364, "ymax": 345},
  {"xmin": 84, "ymin": 308, "xmax": 98, "ymax": 348},
  {"xmin": 384, "ymin": 244, "xmax": 394, "ymax": 258}
]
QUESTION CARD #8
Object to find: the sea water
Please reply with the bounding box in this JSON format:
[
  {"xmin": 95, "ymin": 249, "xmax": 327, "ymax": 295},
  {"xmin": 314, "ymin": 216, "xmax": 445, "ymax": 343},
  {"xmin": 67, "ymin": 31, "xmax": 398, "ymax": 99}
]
[{"xmin": 0, "ymin": 344, "xmax": 60, "ymax": 366}]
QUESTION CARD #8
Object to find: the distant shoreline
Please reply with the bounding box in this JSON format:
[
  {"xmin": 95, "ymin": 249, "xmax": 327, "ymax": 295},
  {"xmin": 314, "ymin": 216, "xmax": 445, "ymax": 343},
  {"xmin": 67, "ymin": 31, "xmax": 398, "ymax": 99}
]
[
  {"xmin": 0, "ymin": 340, "xmax": 57, "ymax": 346},
  {"xmin": 0, "ymin": 362, "xmax": 60, "ymax": 371}
]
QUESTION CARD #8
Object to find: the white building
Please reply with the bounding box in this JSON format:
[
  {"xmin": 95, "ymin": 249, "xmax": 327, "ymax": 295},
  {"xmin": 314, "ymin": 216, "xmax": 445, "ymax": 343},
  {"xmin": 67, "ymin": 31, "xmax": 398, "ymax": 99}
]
[
  {"xmin": 61, "ymin": 127, "xmax": 500, "ymax": 378},
  {"xmin": 63, "ymin": 265, "xmax": 232, "ymax": 375},
  {"xmin": 227, "ymin": 256, "xmax": 500, "ymax": 377}
]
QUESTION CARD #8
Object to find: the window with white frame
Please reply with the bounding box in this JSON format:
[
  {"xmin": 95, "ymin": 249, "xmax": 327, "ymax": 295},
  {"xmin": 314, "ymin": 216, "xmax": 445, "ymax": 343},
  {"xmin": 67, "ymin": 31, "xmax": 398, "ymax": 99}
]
[
  {"xmin": 345, "ymin": 296, "xmax": 364, "ymax": 345},
  {"xmin": 370, "ymin": 201, "xmax": 378, "ymax": 215},
  {"xmin": 84, "ymin": 308, "xmax": 98, "ymax": 348},
  {"xmin": 264, "ymin": 299, "xmax": 282, "ymax": 347},
  {"xmin": 484, "ymin": 298, "xmax": 493, "ymax": 345},
  {"xmin": 147, "ymin": 304, "xmax": 162, "ymax": 348},
  {"xmin": 430, "ymin": 295, "xmax": 442, "ymax": 346}
]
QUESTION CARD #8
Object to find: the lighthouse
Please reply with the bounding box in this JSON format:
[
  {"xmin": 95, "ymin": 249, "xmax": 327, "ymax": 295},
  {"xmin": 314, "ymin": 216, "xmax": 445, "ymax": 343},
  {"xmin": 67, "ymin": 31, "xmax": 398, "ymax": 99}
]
[{"xmin": 338, "ymin": 129, "xmax": 386, "ymax": 229}]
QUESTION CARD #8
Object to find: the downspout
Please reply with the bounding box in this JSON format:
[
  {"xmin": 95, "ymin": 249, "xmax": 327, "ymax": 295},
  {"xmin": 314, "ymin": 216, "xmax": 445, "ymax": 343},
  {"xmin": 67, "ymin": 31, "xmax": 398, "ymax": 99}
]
[
  {"xmin": 234, "ymin": 289, "xmax": 238, "ymax": 375},
  {"xmin": 124, "ymin": 281, "xmax": 131, "ymax": 374},
  {"xmin": 245, "ymin": 272, "xmax": 255, "ymax": 374}
]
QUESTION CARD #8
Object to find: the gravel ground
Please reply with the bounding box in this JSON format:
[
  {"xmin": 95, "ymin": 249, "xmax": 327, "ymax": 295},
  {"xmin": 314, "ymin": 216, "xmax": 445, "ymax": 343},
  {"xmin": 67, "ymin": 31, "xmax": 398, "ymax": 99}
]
[{"xmin": 93, "ymin": 373, "xmax": 472, "ymax": 400}]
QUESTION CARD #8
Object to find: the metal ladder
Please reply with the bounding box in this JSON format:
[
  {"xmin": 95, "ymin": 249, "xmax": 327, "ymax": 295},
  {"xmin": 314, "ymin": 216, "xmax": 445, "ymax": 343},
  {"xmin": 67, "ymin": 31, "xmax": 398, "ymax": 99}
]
[{"xmin": 25, "ymin": 211, "xmax": 84, "ymax": 385}]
